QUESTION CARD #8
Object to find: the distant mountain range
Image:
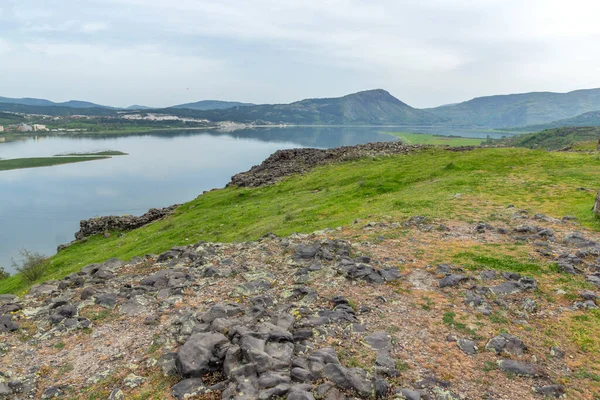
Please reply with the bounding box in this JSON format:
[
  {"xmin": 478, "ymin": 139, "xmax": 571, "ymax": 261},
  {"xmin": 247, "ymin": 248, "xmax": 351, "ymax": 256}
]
[
  {"xmin": 171, "ymin": 100, "xmax": 254, "ymax": 111},
  {"xmin": 3, "ymin": 88, "xmax": 600, "ymax": 129},
  {"xmin": 160, "ymin": 89, "xmax": 446, "ymax": 125},
  {"xmin": 426, "ymin": 88, "xmax": 600, "ymax": 128},
  {"xmin": 0, "ymin": 96, "xmax": 113, "ymax": 109}
]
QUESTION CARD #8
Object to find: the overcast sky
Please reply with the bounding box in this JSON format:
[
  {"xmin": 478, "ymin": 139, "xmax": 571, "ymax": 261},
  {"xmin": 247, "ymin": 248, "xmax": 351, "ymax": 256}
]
[{"xmin": 1, "ymin": 0, "xmax": 599, "ymax": 108}]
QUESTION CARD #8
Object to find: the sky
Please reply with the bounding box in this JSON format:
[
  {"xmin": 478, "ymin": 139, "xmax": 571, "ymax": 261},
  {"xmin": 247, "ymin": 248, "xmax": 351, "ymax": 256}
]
[{"xmin": 1, "ymin": 0, "xmax": 600, "ymax": 108}]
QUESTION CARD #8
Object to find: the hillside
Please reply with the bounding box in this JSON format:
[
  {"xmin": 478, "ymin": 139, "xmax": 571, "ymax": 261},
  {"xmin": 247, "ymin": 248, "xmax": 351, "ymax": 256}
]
[
  {"xmin": 426, "ymin": 88, "xmax": 600, "ymax": 128},
  {"xmin": 512, "ymin": 110, "xmax": 600, "ymax": 132},
  {"xmin": 1, "ymin": 145, "xmax": 600, "ymax": 399},
  {"xmin": 499, "ymin": 127, "xmax": 600, "ymax": 150},
  {"xmin": 172, "ymin": 100, "xmax": 254, "ymax": 111}
]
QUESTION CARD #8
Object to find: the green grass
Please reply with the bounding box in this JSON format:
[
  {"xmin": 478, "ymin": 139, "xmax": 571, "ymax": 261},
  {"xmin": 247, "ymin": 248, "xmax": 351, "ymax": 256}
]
[
  {"xmin": 0, "ymin": 156, "xmax": 108, "ymax": 172},
  {"xmin": 1, "ymin": 147, "xmax": 600, "ymax": 294},
  {"xmin": 54, "ymin": 150, "xmax": 128, "ymax": 156},
  {"xmin": 498, "ymin": 126, "xmax": 600, "ymax": 150},
  {"xmin": 453, "ymin": 252, "xmax": 543, "ymax": 275},
  {"xmin": 389, "ymin": 132, "xmax": 483, "ymax": 146}
]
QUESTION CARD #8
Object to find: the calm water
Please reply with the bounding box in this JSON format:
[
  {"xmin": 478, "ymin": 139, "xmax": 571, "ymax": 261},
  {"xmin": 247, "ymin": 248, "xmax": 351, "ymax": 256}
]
[{"xmin": 0, "ymin": 126, "xmax": 513, "ymax": 272}]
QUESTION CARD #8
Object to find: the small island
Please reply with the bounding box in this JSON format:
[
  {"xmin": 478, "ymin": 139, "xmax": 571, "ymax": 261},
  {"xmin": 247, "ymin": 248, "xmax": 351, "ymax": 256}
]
[{"xmin": 0, "ymin": 150, "xmax": 127, "ymax": 172}]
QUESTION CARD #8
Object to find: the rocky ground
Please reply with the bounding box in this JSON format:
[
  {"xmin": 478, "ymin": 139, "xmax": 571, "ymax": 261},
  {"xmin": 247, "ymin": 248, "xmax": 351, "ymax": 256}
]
[{"xmin": 1, "ymin": 206, "xmax": 600, "ymax": 399}]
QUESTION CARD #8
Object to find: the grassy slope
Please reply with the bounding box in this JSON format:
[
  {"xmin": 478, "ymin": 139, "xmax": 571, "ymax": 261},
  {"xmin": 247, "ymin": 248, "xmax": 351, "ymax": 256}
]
[
  {"xmin": 0, "ymin": 156, "xmax": 108, "ymax": 172},
  {"xmin": 2, "ymin": 147, "xmax": 599, "ymax": 294},
  {"xmin": 390, "ymin": 132, "xmax": 483, "ymax": 146},
  {"xmin": 499, "ymin": 126, "xmax": 600, "ymax": 150}
]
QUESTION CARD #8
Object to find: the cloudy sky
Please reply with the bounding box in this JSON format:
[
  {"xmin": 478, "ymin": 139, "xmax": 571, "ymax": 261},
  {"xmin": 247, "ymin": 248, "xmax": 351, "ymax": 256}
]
[{"xmin": 1, "ymin": 0, "xmax": 599, "ymax": 108}]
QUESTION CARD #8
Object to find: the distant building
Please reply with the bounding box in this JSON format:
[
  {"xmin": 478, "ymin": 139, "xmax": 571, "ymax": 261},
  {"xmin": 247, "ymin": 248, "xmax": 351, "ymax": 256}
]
[
  {"xmin": 0, "ymin": 125, "xmax": 4, "ymax": 132},
  {"xmin": 32, "ymin": 124, "xmax": 48, "ymax": 131},
  {"xmin": 17, "ymin": 123, "xmax": 33, "ymax": 132}
]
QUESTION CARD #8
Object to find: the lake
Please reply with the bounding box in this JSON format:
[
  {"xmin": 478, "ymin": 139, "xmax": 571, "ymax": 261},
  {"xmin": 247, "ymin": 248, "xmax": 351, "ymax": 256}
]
[{"xmin": 0, "ymin": 126, "xmax": 512, "ymax": 273}]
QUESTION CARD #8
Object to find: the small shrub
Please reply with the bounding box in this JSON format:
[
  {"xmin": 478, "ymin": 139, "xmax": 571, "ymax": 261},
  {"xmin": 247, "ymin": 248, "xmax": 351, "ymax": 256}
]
[
  {"xmin": 11, "ymin": 249, "xmax": 49, "ymax": 283},
  {"xmin": 0, "ymin": 266, "xmax": 9, "ymax": 280}
]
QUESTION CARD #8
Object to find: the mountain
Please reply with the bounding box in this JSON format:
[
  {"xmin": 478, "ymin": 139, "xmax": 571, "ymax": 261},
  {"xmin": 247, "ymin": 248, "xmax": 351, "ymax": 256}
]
[
  {"xmin": 0, "ymin": 96, "xmax": 112, "ymax": 109},
  {"xmin": 125, "ymin": 105, "xmax": 153, "ymax": 110},
  {"xmin": 0, "ymin": 103, "xmax": 117, "ymax": 117},
  {"xmin": 172, "ymin": 100, "xmax": 254, "ymax": 111},
  {"xmin": 159, "ymin": 89, "xmax": 447, "ymax": 125},
  {"xmin": 426, "ymin": 88, "xmax": 600, "ymax": 128}
]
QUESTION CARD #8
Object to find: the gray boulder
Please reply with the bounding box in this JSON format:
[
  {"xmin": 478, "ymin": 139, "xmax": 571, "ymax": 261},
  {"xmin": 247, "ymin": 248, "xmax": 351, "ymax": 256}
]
[{"xmin": 176, "ymin": 332, "xmax": 229, "ymax": 377}]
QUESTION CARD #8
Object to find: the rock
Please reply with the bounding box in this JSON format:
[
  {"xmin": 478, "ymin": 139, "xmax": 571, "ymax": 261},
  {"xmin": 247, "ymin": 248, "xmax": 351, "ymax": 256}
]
[
  {"xmin": 397, "ymin": 388, "xmax": 421, "ymax": 400},
  {"xmin": 0, "ymin": 315, "xmax": 18, "ymax": 333},
  {"xmin": 485, "ymin": 334, "xmax": 526, "ymax": 356},
  {"xmin": 120, "ymin": 298, "xmax": 147, "ymax": 316},
  {"xmin": 521, "ymin": 298, "xmax": 537, "ymax": 313},
  {"xmin": 95, "ymin": 293, "xmax": 118, "ymax": 308},
  {"xmin": 29, "ymin": 282, "xmax": 59, "ymax": 296},
  {"xmin": 365, "ymin": 331, "xmax": 391, "ymax": 351},
  {"xmin": 480, "ymin": 270, "xmax": 497, "ymax": 280},
  {"xmin": 497, "ymin": 359, "xmax": 539, "ymax": 377},
  {"xmin": 124, "ymin": 374, "xmax": 145, "ymax": 388},
  {"xmin": 171, "ymin": 378, "xmax": 206, "ymax": 399},
  {"xmin": 287, "ymin": 390, "xmax": 315, "ymax": 400},
  {"xmin": 374, "ymin": 378, "xmax": 389, "ymax": 398},
  {"xmin": 107, "ymin": 388, "xmax": 124, "ymax": 400},
  {"xmin": 488, "ymin": 281, "xmax": 521, "ymax": 296},
  {"xmin": 456, "ymin": 338, "xmax": 477, "ymax": 355},
  {"xmin": 532, "ymin": 384, "xmax": 565, "ymax": 398},
  {"xmin": 73, "ymin": 206, "xmax": 178, "ymax": 241},
  {"xmin": 295, "ymin": 244, "xmax": 319, "ymax": 260},
  {"xmin": 346, "ymin": 368, "xmax": 373, "ymax": 397},
  {"xmin": 80, "ymin": 287, "xmax": 96, "ymax": 300},
  {"xmin": 41, "ymin": 386, "xmax": 62, "ymax": 399},
  {"xmin": 439, "ymin": 274, "xmax": 469, "ymax": 288},
  {"xmin": 550, "ymin": 346, "xmax": 565, "ymax": 359},
  {"xmin": 0, "ymin": 382, "xmax": 11, "ymax": 396},
  {"xmin": 587, "ymin": 273, "xmax": 600, "ymax": 286},
  {"xmin": 176, "ymin": 332, "xmax": 229, "ymax": 377}
]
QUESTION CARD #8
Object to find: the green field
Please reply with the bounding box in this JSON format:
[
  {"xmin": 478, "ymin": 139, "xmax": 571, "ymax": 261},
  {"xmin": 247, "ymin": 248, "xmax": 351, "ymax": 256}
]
[
  {"xmin": 0, "ymin": 156, "xmax": 109, "ymax": 172},
  {"xmin": 2, "ymin": 146, "xmax": 599, "ymax": 294},
  {"xmin": 55, "ymin": 150, "xmax": 128, "ymax": 156},
  {"xmin": 389, "ymin": 131, "xmax": 484, "ymax": 146}
]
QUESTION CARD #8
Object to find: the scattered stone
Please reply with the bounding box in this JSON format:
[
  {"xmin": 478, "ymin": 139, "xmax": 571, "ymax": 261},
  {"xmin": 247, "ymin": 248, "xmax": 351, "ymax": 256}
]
[
  {"xmin": 171, "ymin": 378, "xmax": 206, "ymax": 400},
  {"xmin": 365, "ymin": 331, "xmax": 391, "ymax": 351},
  {"xmin": 485, "ymin": 334, "xmax": 527, "ymax": 356},
  {"xmin": 124, "ymin": 374, "xmax": 145, "ymax": 388},
  {"xmin": 497, "ymin": 359, "xmax": 539, "ymax": 377},
  {"xmin": 41, "ymin": 386, "xmax": 63, "ymax": 399},
  {"xmin": 439, "ymin": 274, "xmax": 469, "ymax": 288},
  {"xmin": 107, "ymin": 388, "xmax": 125, "ymax": 400},
  {"xmin": 456, "ymin": 338, "xmax": 477, "ymax": 355},
  {"xmin": 532, "ymin": 385, "xmax": 565, "ymax": 398}
]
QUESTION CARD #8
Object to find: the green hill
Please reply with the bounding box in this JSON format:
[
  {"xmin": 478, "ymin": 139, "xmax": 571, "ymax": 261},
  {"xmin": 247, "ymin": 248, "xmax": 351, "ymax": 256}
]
[
  {"xmin": 426, "ymin": 88, "xmax": 600, "ymax": 128},
  {"xmin": 500, "ymin": 126, "xmax": 600, "ymax": 150},
  {"xmin": 512, "ymin": 110, "xmax": 600, "ymax": 131}
]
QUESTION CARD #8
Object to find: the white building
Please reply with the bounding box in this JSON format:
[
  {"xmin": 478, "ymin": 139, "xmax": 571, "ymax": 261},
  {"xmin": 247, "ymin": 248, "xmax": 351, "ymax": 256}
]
[
  {"xmin": 0, "ymin": 125, "xmax": 4, "ymax": 132},
  {"xmin": 33, "ymin": 124, "xmax": 48, "ymax": 132},
  {"xmin": 18, "ymin": 124, "xmax": 33, "ymax": 132}
]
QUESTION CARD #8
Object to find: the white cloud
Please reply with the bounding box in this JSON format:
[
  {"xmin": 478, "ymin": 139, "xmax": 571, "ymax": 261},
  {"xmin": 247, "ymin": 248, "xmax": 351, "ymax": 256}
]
[
  {"xmin": 81, "ymin": 21, "xmax": 108, "ymax": 33},
  {"xmin": 1, "ymin": 0, "xmax": 600, "ymax": 106}
]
